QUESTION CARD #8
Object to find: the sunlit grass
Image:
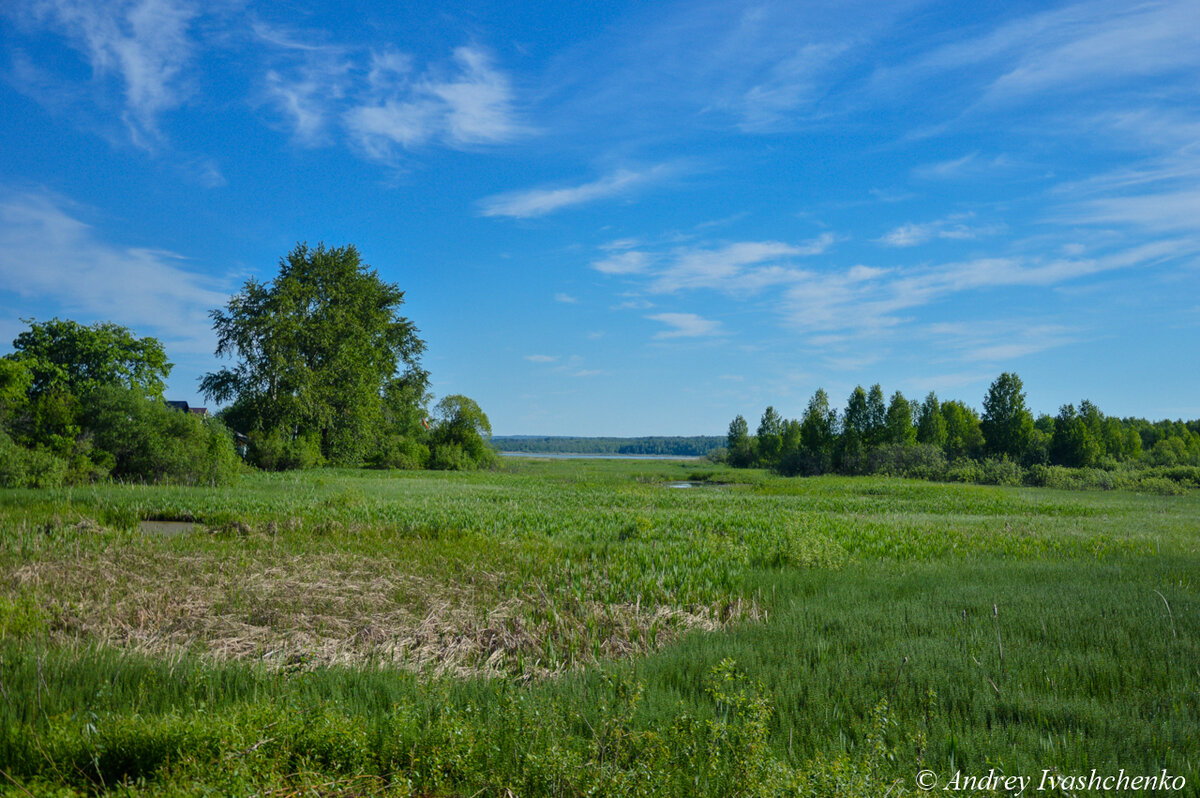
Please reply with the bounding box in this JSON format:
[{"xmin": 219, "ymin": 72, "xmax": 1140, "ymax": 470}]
[{"xmin": 1, "ymin": 460, "xmax": 1197, "ymax": 795}]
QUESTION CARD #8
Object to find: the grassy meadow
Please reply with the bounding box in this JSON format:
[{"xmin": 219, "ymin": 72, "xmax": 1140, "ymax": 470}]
[{"xmin": 0, "ymin": 459, "xmax": 1197, "ymax": 795}]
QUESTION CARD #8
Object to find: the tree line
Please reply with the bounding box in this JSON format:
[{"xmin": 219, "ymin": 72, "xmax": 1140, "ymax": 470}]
[
  {"xmin": 0, "ymin": 243, "xmax": 495, "ymax": 487},
  {"xmin": 0, "ymin": 318, "xmax": 240, "ymax": 487},
  {"xmin": 721, "ymin": 373, "xmax": 1200, "ymax": 489}
]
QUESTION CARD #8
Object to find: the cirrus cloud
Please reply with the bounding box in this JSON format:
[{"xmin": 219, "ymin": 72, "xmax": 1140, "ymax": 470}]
[
  {"xmin": 646, "ymin": 312, "xmax": 724, "ymax": 339},
  {"xmin": 479, "ymin": 165, "xmax": 674, "ymax": 219}
]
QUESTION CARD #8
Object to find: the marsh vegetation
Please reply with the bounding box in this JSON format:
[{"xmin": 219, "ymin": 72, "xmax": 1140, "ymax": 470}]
[{"xmin": 1, "ymin": 459, "xmax": 1197, "ymax": 795}]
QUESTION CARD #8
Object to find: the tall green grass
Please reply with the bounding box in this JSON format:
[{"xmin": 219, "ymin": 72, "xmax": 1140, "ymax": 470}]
[{"xmin": 1, "ymin": 460, "xmax": 1197, "ymax": 795}]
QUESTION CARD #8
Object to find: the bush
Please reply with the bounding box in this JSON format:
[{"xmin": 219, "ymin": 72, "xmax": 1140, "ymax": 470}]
[
  {"xmin": 945, "ymin": 457, "xmax": 980, "ymax": 483},
  {"xmin": 428, "ymin": 395, "xmax": 497, "ymax": 471},
  {"xmin": 976, "ymin": 457, "xmax": 1024, "ymax": 486},
  {"xmin": 366, "ymin": 435, "xmax": 430, "ymax": 470},
  {"xmin": 778, "ymin": 449, "xmax": 831, "ymax": 477},
  {"xmin": 866, "ymin": 444, "xmax": 947, "ymax": 480},
  {"xmin": 429, "ymin": 441, "xmax": 470, "ymax": 471},
  {"xmin": 248, "ymin": 428, "xmax": 323, "ymax": 471},
  {"xmin": 0, "ymin": 432, "xmax": 69, "ymax": 488},
  {"xmin": 86, "ymin": 387, "xmax": 241, "ymax": 485},
  {"xmin": 1142, "ymin": 465, "xmax": 1200, "ymax": 487},
  {"xmin": 1025, "ymin": 463, "xmax": 1078, "ymax": 489},
  {"xmin": 1135, "ymin": 476, "xmax": 1187, "ymax": 495}
]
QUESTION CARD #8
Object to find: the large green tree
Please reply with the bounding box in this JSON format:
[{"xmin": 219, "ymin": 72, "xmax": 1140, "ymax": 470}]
[
  {"xmin": 800, "ymin": 389, "xmax": 837, "ymax": 455},
  {"xmin": 726, "ymin": 414, "xmax": 754, "ymax": 468},
  {"xmin": 981, "ymin": 372, "xmax": 1034, "ymax": 460},
  {"xmin": 1, "ymin": 319, "xmax": 237, "ymax": 486},
  {"xmin": 916, "ymin": 391, "xmax": 947, "ymax": 448},
  {"xmin": 865, "ymin": 384, "xmax": 887, "ymax": 447},
  {"xmin": 6, "ymin": 318, "xmax": 171, "ymax": 400},
  {"xmin": 201, "ymin": 243, "xmax": 428, "ymax": 465},
  {"xmin": 883, "ymin": 390, "xmax": 916, "ymax": 446},
  {"xmin": 839, "ymin": 386, "xmax": 872, "ymax": 472},
  {"xmin": 790, "ymin": 388, "xmax": 837, "ymax": 475},
  {"xmin": 3, "ymin": 318, "xmax": 171, "ymax": 451},
  {"xmin": 429, "ymin": 394, "xmax": 496, "ymax": 470},
  {"xmin": 755, "ymin": 406, "xmax": 785, "ymax": 467},
  {"xmin": 941, "ymin": 400, "xmax": 984, "ymax": 460},
  {"xmin": 1050, "ymin": 403, "xmax": 1100, "ymax": 468}
]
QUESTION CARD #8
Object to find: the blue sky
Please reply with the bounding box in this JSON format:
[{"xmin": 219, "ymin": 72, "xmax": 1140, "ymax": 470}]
[{"xmin": 1, "ymin": 0, "xmax": 1198, "ymax": 435}]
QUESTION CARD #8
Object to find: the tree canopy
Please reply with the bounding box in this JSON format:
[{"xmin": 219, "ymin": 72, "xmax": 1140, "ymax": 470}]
[
  {"xmin": 0, "ymin": 319, "xmax": 236, "ymax": 487},
  {"xmin": 981, "ymin": 372, "xmax": 1034, "ymax": 460},
  {"xmin": 201, "ymin": 243, "xmax": 429, "ymax": 466},
  {"xmin": 429, "ymin": 395, "xmax": 496, "ymax": 470},
  {"xmin": 720, "ymin": 372, "xmax": 1200, "ymax": 486},
  {"xmin": 6, "ymin": 318, "xmax": 171, "ymax": 400}
]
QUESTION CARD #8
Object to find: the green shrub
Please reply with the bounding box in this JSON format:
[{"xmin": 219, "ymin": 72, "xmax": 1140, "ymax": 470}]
[
  {"xmin": 1135, "ymin": 476, "xmax": 1187, "ymax": 495},
  {"xmin": 0, "ymin": 431, "xmax": 71, "ymax": 488},
  {"xmin": 248, "ymin": 428, "xmax": 323, "ymax": 471},
  {"xmin": 429, "ymin": 441, "xmax": 470, "ymax": 471},
  {"xmin": 428, "ymin": 394, "xmax": 497, "ymax": 471},
  {"xmin": 976, "ymin": 457, "xmax": 1024, "ymax": 486},
  {"xmin": 944, "ymin": 457, "xmax": 979, "ymax": 483},
  {"xmin": 365, "ymin": 435, "xmax": 430, "ymax": 469},
  {"xmin": 1143, "ymin": 465, "xmax": 1200, "ymax": 487},
  {"xmin": 867, "ymin": 444, "xmax": 947, "ymax": 480},
  {"xmin": 86, "ymin": 386, "xmax": 241, "ymax": 485}
]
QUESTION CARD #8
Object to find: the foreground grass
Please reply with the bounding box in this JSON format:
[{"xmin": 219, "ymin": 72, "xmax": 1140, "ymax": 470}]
[{"xmin": 1, "ymin": 461, "xmax": 1197, "ymax": 795}]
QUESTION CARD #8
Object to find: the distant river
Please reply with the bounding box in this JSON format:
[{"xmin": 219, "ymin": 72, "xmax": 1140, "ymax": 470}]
[{"xmin": 498, "ymin": 452, "xmax": 702, "ymax": 460}]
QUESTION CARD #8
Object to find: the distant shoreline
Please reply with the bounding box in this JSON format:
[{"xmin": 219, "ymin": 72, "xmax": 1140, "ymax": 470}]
[{"xmin": 498, "ymin": 452, "xmax": 703, "ymax": 461}]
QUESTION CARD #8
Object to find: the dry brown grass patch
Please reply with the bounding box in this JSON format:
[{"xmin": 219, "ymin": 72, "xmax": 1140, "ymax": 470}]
[{"xmin": 8, "ymin": 547, "xmax": 753, "ymax": 677}]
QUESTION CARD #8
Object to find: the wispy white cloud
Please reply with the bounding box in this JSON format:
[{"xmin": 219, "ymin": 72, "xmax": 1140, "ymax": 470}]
[
  {"xmin": 872, "ymin": 0, "xmax": 1200, "ymax": 111},
  {"xmin": 911, "ymin": 153, "xmax": 981, "ymax": 180},
  {"xmin": 599, "ymin": 237, "xmax": 642, "ymax": 251},
  {"xmin": 21, "ymin": 0, "xmax": 197, "ymax": 146},
  {"xmin": 554, "ymin": 292, "xmax": 578, "ymax": 304},
  {"xmin": 624, "ymin": 234, "xmax": 835, "ymax": 294},
  {"xmin": 925, "ymin": 321, "xmax": 1079, "ymax": 363},
  {"xmin": 1054, "ymin": 152, "xmax": 1200, "ymax": 199},
  {"xmin": 649, "ymin": 241, "xmax": 812, "ymax": 294},
  {"xmin": 0, "ymin": 189, "xmax": 227, "ymax": 352},
  {"xmin": 979, "ymin": 1, "xmax": 1200, "ymax": 104},
  {"xmin": 734, "ymin": 41, "xmax": 850, "ymax": 131},
  {"xmin": 592, "ymin": 250, "xmax": 654, "ymax": 275},
  {"xmin": 822, "ymin": 354, "xmax": 883, "ymax": 372},
  {"xmin": 531, "ymin": 353, "xmax": 606, "ymax": 378},
  {"xmin": 869, "ymin": 188, "xmax": 917, "ymax": 203},
  {"xmin": 596, "ymin": 219, "xmax": 1192, "ymax": 353},
  {"xmin": 646, "ymin": 312, "xmax": 724, "ymax": 339},
  {"xmin": 345, "ymin": 46, "xmax": 522, "ymax": 158},
  {"xmin": 549, "ymin": 0, "xmax": 913, "ymax": 137},
  {"xmin": 878, "ymin": 214, "xmax": 1003, "ymax": 247},
  {"xmin": 480, "ymin": 166, "xmax": 672, "ymax": 219},
  {"xmin": 782, "ymin": 240, "xmax": 1193, "ymax": 335},
  {"xmin": 255, "ymin": 34, "xmax": 525, "ymax": 159},
  {"xmin": 611, "ymin": 297, "xmax": 654, "ymax": 311},
  {"xmin": 428, "ymin": 47, "xmax": 523, "ymax": 145},
  {"xmin": 877, "ymin": 224, "xmax": 933, "ymax": 248},
  {"xmin": 1066, "ymin": 189, "xmax": 1200, "ymax": 233},
  {"xmin": 254, "ymin": 24, "xmax": 351, "ymax": 144}
]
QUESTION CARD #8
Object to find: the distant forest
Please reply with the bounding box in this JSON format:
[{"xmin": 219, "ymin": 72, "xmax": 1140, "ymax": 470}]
[
  {"xmin": 492, "ymin": 436, "xmax": 724, "ymax": 457},
  {"xmin": 721, "ymin": 372, "xmax": 1200, "ymax": 492}
]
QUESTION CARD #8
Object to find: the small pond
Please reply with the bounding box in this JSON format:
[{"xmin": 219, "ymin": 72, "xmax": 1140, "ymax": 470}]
[{"xmin": 139, "ymin": 520, "xmax": 201, "ymax": 536}]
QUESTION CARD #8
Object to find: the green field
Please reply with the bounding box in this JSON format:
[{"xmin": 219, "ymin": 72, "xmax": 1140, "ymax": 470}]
[{"xmin": 1, "ymin": 459, "xmax": 1197, "ymax": 796}]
